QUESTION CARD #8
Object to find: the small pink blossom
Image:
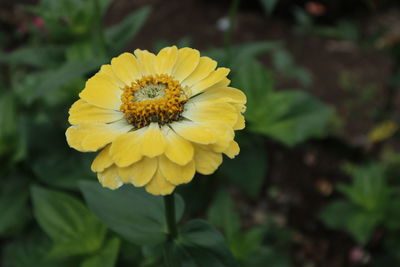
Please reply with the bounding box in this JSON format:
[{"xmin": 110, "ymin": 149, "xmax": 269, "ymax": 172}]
[{"xmin": 305, "ymin": 1, "xmax": 326, "ymax": 16}]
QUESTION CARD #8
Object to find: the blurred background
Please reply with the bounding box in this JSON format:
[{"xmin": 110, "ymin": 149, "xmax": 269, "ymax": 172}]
[{"xmin": 1, "ymin": 0, "xmax": 400, "ymax": 266}]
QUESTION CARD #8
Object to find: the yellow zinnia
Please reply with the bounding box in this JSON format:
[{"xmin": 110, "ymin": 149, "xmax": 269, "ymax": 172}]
[{"xmin": 66, "ymin": 46, "xmax": 246, "ymax": 195}]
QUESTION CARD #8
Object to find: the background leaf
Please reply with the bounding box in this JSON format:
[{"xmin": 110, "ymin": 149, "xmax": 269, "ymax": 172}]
[
  {"xmin": 79, "ymin": 181, "xmax": 184, "ymax": 246},
  {"xmin": 31, "ymin": 185, "xmax": 107, "ymax": 258}
]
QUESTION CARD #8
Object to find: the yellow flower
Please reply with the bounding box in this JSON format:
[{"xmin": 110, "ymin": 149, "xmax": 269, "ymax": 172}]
[{"xmin": 66, "ymin": 46, "xmax": 246, "ymax": 195}]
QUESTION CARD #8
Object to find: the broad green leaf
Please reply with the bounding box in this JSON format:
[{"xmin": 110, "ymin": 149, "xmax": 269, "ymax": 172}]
[
  {"xmin": 232, "ymin": 59, "xmax": 274, "ymax": 121},
  {"xmin": 208, "ymin": 191, "xmax": 240, "ymax": 239},
  {"xmin": 31, "ymin": 185, "xmax": 106, "ymax": 258},
  {"xmin": 165, "ymin": 220, "xmax": 238, "ymax": 267},
  {"xmin": 81, "ymin": 237, "xmax": 120, "ymax": 267},
  {"xmin": 320, "ymin": 200, "xmax": 381, "ymax": 245},
  {"xmin": 249, "ymin": 90, "xmax": 333, "ymax": 146},
  {"xmin": 230, "ymin": 227, "xmax": 265, "ymax": 261},
  {"xmin": 218, "ymin": 134, "xmax": 267, "ymax": 196},
  {"xmin": 0, "ymin": 177, "xmax": 30, "ymax": 236},
  {"xmin": 0, "ymin": 45, "xmax": 63, "ymax": 68},
  {"xmin": 33, "ymin": 152, "xmax": 93, "ymax": 189},
  {"xmin": 33, "ymin": 58, "xmax": 105, "ymax": 100},
  {"xmin": 79, "ymin": 181, "xmax": 184, "ymax": 245},
  {"xmin": 2, "ymin": 230, "xmax": 75, "ymax": 267},
  {"xmin": 320, "ymin": 200, "xmax": 358, "ymax": 230},
  {"xmin": 105, "ymin": 6, "xmax": 151, "ymax": 53},
  {"xmin": 339, "ymin": 163, "xmax": 391, "ymax": 211}
]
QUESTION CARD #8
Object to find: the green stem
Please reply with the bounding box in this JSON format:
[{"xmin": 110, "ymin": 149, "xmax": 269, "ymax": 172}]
[
  {"xmin": 224, "ymin": 0, "xmax": 241, "ymax": 61},
  {"xmin": 164, "ymin": 193, "xmax": 178, "ymax": 241}
]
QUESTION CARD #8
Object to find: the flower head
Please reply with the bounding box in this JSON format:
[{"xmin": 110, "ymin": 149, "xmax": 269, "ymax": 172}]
[{"xmin": 66, "ymin": 46, "xmax": 246, "ymax": 195}]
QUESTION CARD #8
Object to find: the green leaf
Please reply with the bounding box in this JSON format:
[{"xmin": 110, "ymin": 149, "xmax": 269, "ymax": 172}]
[
  {"xmin": 0, "ymin": 92, "xmax": 18, "ymax": 156},
  {"xmin": 0, "ymin": 45, "xmax": 63, "ymax": 68},
  {"xmin": 320, "ymin": 200, "xmax": 381, "ymax": 245},
  {"xmin": 81, "ymin": 237, "xmax": 120, "ymax": 267},
  {"xmin": 33, "ymin": 152, "xmax": 94, "ymax": 189},
  {"xmin": 339, "ymin": 163, "xmax": 391, "ymax": 211},
  {"xmin": 218, "ymin": 134, "xmax": 266, "ymax": 196},
  {"xmin": 320, "ymin": 200, "xmax": 358, "ymax": 230},
  {"xmin": 232, "ymin": 59, "xmax": 274, "ymax": 121},
  {"xmin": 250, "ymin": 90, "xmax": 333, "ymax": 146},
  {"xmin": 208, "ymin": 191, "xmax": 240, "ymax": 239},
  {"xmin": 105, "ymin": 6, "xmax": 151, "ymax": 53},
  {"xmin": 165, "ymin": 220, "xmax": 238, "ymax": 267},
  {"xmin": 0, "ymin": 177, "xmax": 30, "ymax": 236},
  {"xmin": 230, "ymin": 227, "xmax": 265, "ymax": 261},
  {"xmin": 31, "ymin": 185, "xmax": 107, "ymax": 259},
  {"xmin": 33, "ymin": 58, "xmax": 105, "ymax": 101},
  {"xmin": 2, "ymin": 230, "xmax": 76, "ymax": 267},
  {"xmin": 79, "ymin": 181, "xmax": 184, "ymax": 245},
  {"xmin": 259, "ymin": 0, "xmax": 280, "ymax": 15}
]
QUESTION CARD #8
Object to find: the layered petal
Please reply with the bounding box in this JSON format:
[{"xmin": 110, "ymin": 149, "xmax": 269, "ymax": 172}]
[
  {"xmin": 140, "ymin": 123, "xmax": 166, "ymax": 157},
  {"xmin": 66, "ymin": 120, "xmax": 132, "ymax": 152},
  {"xmin": 193, "ymin": 145, "xmax": 223, "ymax": 175},
  {"xmin": 99, "ymin": 64, "xmax": 125, "ymax": 88},
  {"xmin": 182, "ymin": 56, "xmax": 217, "ymax": 87},
  {"xmin": 223, "ymin": 140, "xmax": 240, "ymax": 159},
  {"xmin": 79, "ymin": 73, "xmax": 122, "ymax": 110},
  {"xmin": 111, "ymin": 52, "xmax": 141, "ymax": 86},
  {"xmin": 183, "ymin": 101, "xmax": 238, "ymax": 127},
  {"xmin": 159, "ymin": 155, "xmax": 195, "ymax": 185},
  {"xmin": 162, "ymin": 127, "xmax": 194, "ymax": 165},
  {"xmin": 110, "ymin": 127, "xmax": 146, "ymax": 167},
  {"xmin": 118, "ymin": 157, "xmax": 157, "ymax": 186},
  {"xmin": 190, "ymin": 87, "xmax": 246, "ymax": 105},
  {"xmin": 134, "ymin": 49, "xmax": 157, "ymax": 76},
  {"xmin": 69, "ymin": 99, "xmax": 124, "ymax": 125},
  {"xmin": 189, "ymin": 68, "xmax": 230, "ymax": 96},
  {"xmin": 172, "ymin": 48, "xmax": 200, "ymax": 81},
  {"xmin": 155, "ymin": 46, "xmax": 178, "ymax": 75},
  {"xmin": 98, "ymin": 165, "xmax": 123, "ymax": 189},
  {"xmin": 91, "ymin": 145, "xmax": 113, "ymax": 172},
  {"xmin": 170, "ymin": 121, "xmax": 216, "ymax": 145},
  {"xmin": 145, "ymin": 169, "xmax": 175, "ymax": 196}
]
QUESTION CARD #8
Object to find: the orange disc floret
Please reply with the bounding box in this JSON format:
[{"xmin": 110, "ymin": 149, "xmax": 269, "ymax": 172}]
[{"xmin": 120, "ymin": 74, "xmax": 188, "ymax": 129}]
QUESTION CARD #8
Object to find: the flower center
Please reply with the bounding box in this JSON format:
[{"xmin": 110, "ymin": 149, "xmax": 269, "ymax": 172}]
[{"xmin": 120, "ymin": 74, "xmax": 188, "ymax": 129}]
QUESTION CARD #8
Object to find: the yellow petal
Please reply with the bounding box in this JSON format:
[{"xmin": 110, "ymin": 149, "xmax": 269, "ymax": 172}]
[
  {"xmin": 234, "ymin": 114, "xmax": 245, "ymax": 130},
  {"xmin": 162, "ymin": 127, "xmax": 194, "ymax": 165},
  {"xmin": 170, "ymin": 121, "xmax": 216, "ymax": 145},
  {"xmin": 191, "ymin": 87, "xmax": 246, "ymax": 105},
  {"xmin": 145, "ymin": 169, "xmax": 175, "ymax": 196},
  {"xmin": 182, "ymin": 56, "xmax": 217, "ymax": 87},
  {"xmin": 99, "ymin": 64, "xmax": 125, "ymax": 88},
  {"xmin": 91, "ymin": 145, "xmax": 113, "ymax": 172},
  {"xmin": 69, "ymin": 99, "xmax": 124, "ymax": 125},
  {"xmin": 134, "ymin": 49, "xmax": 157, "ymax": 76},
  {"xmin": 193, "ymin": 145, "xmax": 223, "ymax": 175},
  {"xmin": 79, "ymin": 73, "xmax": 122, "ymax": 110},
  {"xmin": 205, "ymin": 77, "xmax": 230, "ymax": 91},
  {"xmin": 140, "ymin": 123, "xmax": 166, "ymax": 157},
  {"xmin": 190, "ymin": 68, "xmax": 230, "ymax": 96},
  {"xmin": 118, "ymin": 157, "xmax": 157, "ymax": 186},
  {"xmin": 98, "ymin": 165, "xmax": 123, "ymax": 189},
  {"xmin": 155, "ymin": 46, "xmax": 178, "ymax": 75},
  {"xmin": 172, "ymin": 47, "xmax": 200, "ymax": 81},
  {"xmin": 183, "ymin": 102, "xmax": 238, "ymax": 126},
  {"xmin": 111, "ymin": 52, "xmax": 141, "ymax": 86},
  {"xmin": 204, "ymin": 121, "xmax": 234, "ymax": 152},
  {"xmin": 223, "ymin": 140, "xmax": 240, "ymax": 159},
  {"xmin": 110, "ymin": 128, "xmax": 146, "ymax": 167},
  {"xmin": 66, "ymin": 120, "xmax": 132, "ymax": 152},
  {"xmin": 159, "ymin": 155, "xmax": 195, "ymax": 185}
]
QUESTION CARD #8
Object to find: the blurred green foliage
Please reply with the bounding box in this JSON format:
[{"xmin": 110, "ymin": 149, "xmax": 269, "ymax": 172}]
[{"xmin": 1, "ymin": 0, "xmax": 399, "ymax": 266}]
